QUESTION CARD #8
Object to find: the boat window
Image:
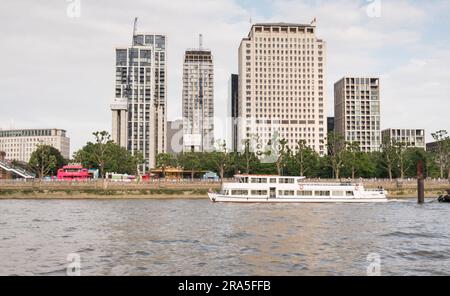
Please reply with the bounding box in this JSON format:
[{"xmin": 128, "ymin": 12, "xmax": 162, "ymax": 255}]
[
  {"xmin": 297, "ymin": 190, "xmax": 313, "ymax": 196},
  {"xmin": 251, "ymin": 190, "xmax": 268, "ymax": 196},
  {"xmin": 279, "ymin": 178, "xmax": 295, "ymax": 184},
  {"xmin": 315, "ymin": 191, "xmax": 331, "ymax": 196},
  {"xmin": 280, "ymin": 190, "xmax": 295, "ymax": 196},
  {"xmin": 231, "ymin": 190, "xmax": 248, "ymax": 196},
  {"xmin": 332, "ymin": 191, "xmax": 345, "ymax": 196},
  {"xmin": 251, "ymin": 178, "xmax": 267, "ymax": 183},
  {"xmin": 346, "ymin": 191, "xmax": 354, "ymax": 196},
  {"xmin": 269, "ymin": 178, "xmax": 277, "ymax": 183}
]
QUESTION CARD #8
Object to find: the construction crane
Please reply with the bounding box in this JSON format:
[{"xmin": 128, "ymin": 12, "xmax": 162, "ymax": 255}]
[{"xmin": 126, "ymin": 17, "xmax": 138, "ymax": 100}]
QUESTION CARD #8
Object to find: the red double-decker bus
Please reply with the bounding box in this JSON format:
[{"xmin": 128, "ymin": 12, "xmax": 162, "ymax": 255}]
[{"xmin": 57, "ymin": 164, "xmax": 91, "ymax": 181}]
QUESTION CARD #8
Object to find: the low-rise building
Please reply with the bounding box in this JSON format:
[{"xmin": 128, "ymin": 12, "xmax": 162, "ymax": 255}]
[
  {"xmin": 0, "ymin": 129, "xmax": 70, "ymax": 162},
  {"xmin": 426, "ymin": 141, "xmax": 440, "ymax": 153},
  {"xmin": 381, "ymin": 128, "xmax": 426, "ymax": 149}
]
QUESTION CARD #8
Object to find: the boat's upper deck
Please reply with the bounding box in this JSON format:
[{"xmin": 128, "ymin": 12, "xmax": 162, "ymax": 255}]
[
  {"xmin": 235, "ymin": 175, "xmax": 305, "ymax": 184},
  {"xmin": 228, "ymin": 175, "xmax": 362, "ymax": 190}
]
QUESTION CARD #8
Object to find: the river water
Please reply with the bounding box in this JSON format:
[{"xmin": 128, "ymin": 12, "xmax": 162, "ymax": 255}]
[{"xmin": 0, "ymin": 198, "xmax": 449, "ymax": 276}]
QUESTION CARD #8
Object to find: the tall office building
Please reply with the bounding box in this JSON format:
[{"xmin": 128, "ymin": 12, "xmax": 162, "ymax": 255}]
[
  {"xmin": 381, "ymin": 129, "xmax": 426, "ymax": 149},
  {"xmin": 111, "ymin": 33, "xmax": 167, "ymax": 169},
  {"xmin": 0, "ymin": 129, "xmax": 70, "ymax": 162},
  {"xmin": 334, "ymin": 77, "xmax": 381, "ymax": 152},
  {"xmin": 182, "ymin": 37, "xmax": 214, "ymax": 152},
  {"xmin": 230, "ymin": 74, "xmax": 239, "ymax": 152},
  {"xmin": 237, "ymin": 23, "xmax": 327, "ymax": 156}
]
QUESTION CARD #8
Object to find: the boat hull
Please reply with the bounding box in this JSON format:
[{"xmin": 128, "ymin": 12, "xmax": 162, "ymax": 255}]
[{"xmin": 208, "ymin": 193, "xmax": 388, "ymax": 203}]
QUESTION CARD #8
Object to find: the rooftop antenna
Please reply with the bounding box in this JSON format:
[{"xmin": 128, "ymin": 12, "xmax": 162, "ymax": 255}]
[
  {"xmin": 199, "ymin": 34, "xmax": 203, "ymax": 50},
  {"xmin": 126, "ymin": 17, "xmax": 138, "ymax": 101},
  {"xmin": 132, "ymin": 17, "xmax": 138, "ymax": 46}
]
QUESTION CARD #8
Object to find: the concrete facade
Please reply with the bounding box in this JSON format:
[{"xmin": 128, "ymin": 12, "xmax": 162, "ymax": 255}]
[
  {"xmin": 182, "ymin": 46, "xmax": 214, "ymax": 152},
  {"xmin": 111, "ymin": 99, "xmax": 128, "ymax": 148},
  {"xmin": 0, "ymin": 129, "xmax": 70, "ymax": 162},
  {"xmin": 237, "ymin": 23, "xmax": 327, "ymax": 156},
  {"xmin": 112, "ymin": 33, "xmax": 167, "ymax": 169},
  {"xmin": 381, "ymin": 129, "xmax": 426, "ymax": 149},
  {"xmin": 334, "ymin": 77, "xmax": 381, "ymax": 152}
]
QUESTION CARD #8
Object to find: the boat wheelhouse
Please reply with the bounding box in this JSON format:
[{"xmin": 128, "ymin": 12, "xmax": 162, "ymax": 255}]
[
  {"xmin": 208, "ymin": 175, "xmax": 387, "ymax": 203},
  {"xmin": 57, "ymin": 165, "xmax": 91, "ymax": 181}
]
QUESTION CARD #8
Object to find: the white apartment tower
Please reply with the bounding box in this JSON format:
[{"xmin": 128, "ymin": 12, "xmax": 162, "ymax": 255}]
[
  {"xmin": 334, "ymin": 77, "xmax": 381, "ymax": 152},
  {"xmin": 111, "ymin": 33, "xmax": 167, "ymax": 169},
  {"xmin": 237, "ymin": 23, "xmax": 327, "ymax": 156},
  {"xmin": 182, "ymin": 36, "xmax": 214, "ymax": 152}
]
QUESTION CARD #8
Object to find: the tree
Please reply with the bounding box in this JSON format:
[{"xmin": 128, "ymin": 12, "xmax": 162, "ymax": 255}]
[
  {"xmin": 394, "ymin": 141, "xmax": 409, "ymax": 179},
  {"xmin": 133, "ymin": 151, "xmax": 145, "ymax": 176},
  {"xmin": 381, "ymin": 136, "xmax": 397, "ymax": 180},
  {"xmin": 327, "ymin": 132, "xmax": 346, "ymax": 179},
  {"xmin": 210, "ymin": 140, "xmax": 231, "ymax": 181},
  {"xmin": 404, "ymin": 148, "xmax": 428, "ymax": 178},
  {"xmin": 292, "ymin": 139, "xmax": 317, "ymax": 177},
  {"xmin": 177, "ymin": 152, "xmax": 201, "ymax": 179},
  {"xmin": 156, "ymin": 153, "xmax": 175, "ymax": 178},
  {"xmin": 73, "ymin": 131, "xmax": 138, "ymax": 177},
  {"xmin": 29, "ymin": 144, "xmax": 66, "ymax": 178},
  {"xmin": 92, "ymin": 131, "xmax": 110, "ymax": 178},
  {"xmin": 274, "ymin": 138, "xmax": 288, "ymax": 176},
  {"xmin": 344, "ymin": 141, "xmax": 361, "ymax": 179},
  {"xmin": 431, "ymin": 130, "xmax": 450, "ymax": 179},
  {"xmin": 240, "ymin": 138, "xmax": 258, "ymax": 174}
]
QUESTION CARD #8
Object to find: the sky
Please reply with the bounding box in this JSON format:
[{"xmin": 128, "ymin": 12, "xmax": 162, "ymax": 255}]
[{"xmin": 0, "ymin": 0, "xmax": 449, "ymax": 156}]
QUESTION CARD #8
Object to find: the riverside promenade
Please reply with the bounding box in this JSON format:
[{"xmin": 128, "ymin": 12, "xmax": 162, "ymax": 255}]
[{"xmin": 0, "ymin": 178, "xmax": 449, "ymax": 199}]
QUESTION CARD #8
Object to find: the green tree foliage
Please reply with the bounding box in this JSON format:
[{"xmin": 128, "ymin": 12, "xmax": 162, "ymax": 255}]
[
  {"xmin": 157, "ymin": 130, "xmax": 449, "ymax": 180},
  {"xmin": 29, "ymin": 144, "xmax": 67, "ymax": 178},
  {"xmin": 343, "ymin": 141, "xmax": 361, "ymax": 179},
  {"xmin": 326, "ymin": 132, "xmax": 346, "ymax": 179},
  {"xmin": 394, "ymin": 141, "xmax": 410, "ymax": 179},
  {"xmin": 156, "ymin": 153, "xmax": 176, "ymax": 178},
  {"xmin": 210, "ymin": 140, "xmax": 231, "ymax": 181},
  {"xmin": 284, "ymin": 140, "xmax": 319, "ymax": 177},
  {"xmin": 273, "ymin": 138, "xmax": 289, "ymax": 176},
  {"xmin": 177, "ymin": 152, "xmax": 201, "ymax": 179},
  {"xmin": 381, "ymin": 136, "xmax": 397, "ymax": 180},
  {"xmin": 239, "ymin": 138, "xmax": 259, "ymax": 174},
  {"xmin": 73, "ymin": 131, "xmax": 138, "ymax": 177},
  {"xmin": 431, "ymin": 130, "xmax": 450, "ymax": 179}
]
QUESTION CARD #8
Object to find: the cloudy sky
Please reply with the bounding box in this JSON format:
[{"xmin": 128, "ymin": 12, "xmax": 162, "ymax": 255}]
[{"xmin": 1, "ymin": 0, "xmax": 449, "ymax": 155}]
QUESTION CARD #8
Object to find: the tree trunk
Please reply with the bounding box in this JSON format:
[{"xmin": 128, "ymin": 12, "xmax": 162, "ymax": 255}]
[{"xmin": 388, "ymin": 165, "xmax": 392, "ymax": 181}]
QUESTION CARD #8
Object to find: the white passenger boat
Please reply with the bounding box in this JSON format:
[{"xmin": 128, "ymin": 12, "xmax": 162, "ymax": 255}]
[{"xmin": 208, "ymin": 175, "xmax": 388, "ymax": 203}]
